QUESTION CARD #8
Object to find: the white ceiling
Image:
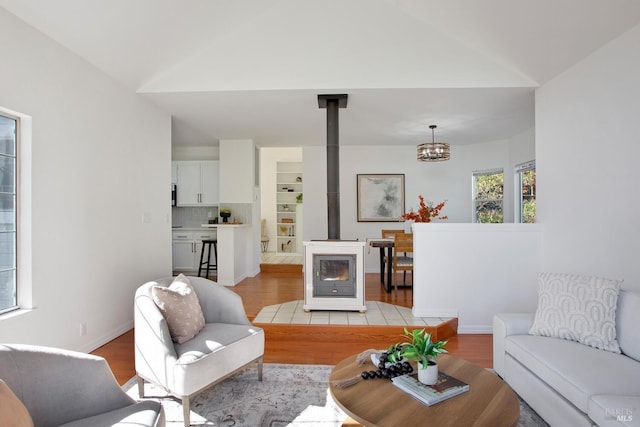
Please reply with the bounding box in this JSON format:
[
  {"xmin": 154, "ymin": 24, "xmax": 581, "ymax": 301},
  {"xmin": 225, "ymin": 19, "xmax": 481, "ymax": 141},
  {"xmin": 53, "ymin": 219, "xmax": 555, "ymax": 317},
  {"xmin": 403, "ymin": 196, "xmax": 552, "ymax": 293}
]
[{"xmin": 2, "ymin": 0, "xmax": 640, "ymax": 147}]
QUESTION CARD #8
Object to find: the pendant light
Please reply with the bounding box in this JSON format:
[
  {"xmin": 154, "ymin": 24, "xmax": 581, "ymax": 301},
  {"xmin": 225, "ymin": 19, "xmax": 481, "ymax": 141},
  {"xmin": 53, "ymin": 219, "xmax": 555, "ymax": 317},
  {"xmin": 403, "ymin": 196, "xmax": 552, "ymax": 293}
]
[{"xmin": 417, "ymin": 125, "xmax": 450, "ymax": 162}]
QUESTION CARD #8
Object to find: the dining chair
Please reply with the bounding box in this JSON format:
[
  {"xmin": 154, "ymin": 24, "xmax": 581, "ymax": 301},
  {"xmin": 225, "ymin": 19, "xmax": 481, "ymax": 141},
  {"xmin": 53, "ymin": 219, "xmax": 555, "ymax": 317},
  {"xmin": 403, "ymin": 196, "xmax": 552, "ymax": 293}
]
[
  {"xmin": 392, "ymin": 232, "xmax": 413, "ymax": 291},
  {"xmin": 380, "ymin": 229, "xmax": 405, "ymax": 280},
  {"xmin": 381, "ymin": 229, "xmax": 405, "ymax": 239}
]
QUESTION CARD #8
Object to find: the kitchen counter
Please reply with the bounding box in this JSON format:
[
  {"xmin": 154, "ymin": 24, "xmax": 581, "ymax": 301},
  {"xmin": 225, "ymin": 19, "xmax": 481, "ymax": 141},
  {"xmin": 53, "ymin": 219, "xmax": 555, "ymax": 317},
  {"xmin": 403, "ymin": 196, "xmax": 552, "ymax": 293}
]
[
  {"xmin": 172, "ymin": 224, "xmax": 248, "ymax": 231},
  {"xmin": 171, "ymin": 223, "xmax": 253, "ymax": 286}
]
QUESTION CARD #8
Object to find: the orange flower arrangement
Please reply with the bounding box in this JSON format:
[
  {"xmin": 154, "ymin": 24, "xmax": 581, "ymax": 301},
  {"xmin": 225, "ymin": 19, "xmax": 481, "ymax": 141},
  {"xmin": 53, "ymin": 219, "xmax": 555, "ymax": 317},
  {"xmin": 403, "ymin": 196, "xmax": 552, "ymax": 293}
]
[{"xmin": 401, "ymin": 195, "xmax": 448, "ymax": 223}]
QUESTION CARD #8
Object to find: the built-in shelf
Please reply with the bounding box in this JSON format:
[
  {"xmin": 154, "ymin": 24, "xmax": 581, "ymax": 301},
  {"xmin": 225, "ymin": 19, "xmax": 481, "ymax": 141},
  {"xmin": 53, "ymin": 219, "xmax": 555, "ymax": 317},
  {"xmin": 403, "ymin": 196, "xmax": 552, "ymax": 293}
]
[{"xmin": 276, "ymin": 162, "xmax": 303, "ymax": 254}]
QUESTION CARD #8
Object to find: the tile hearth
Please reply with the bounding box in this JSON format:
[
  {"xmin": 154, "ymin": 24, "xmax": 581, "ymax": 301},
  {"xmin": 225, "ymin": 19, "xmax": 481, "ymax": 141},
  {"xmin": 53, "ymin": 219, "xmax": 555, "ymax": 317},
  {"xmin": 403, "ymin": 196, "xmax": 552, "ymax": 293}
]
[{"xmin": 254, "ymin": 300, "xmax": 452, "ymax": 327}]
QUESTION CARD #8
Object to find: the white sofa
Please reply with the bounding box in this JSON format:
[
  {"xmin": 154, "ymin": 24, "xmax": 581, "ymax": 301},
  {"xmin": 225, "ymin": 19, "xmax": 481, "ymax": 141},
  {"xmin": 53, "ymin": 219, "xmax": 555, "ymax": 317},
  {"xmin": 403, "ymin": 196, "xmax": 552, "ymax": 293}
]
[
  {"xmin": 134, "ymin": 276, "xmax": 264, "ymax": 427},
  {"xmin": 494, "ymin": 289, "xmax": 640, "ymax": 426}
]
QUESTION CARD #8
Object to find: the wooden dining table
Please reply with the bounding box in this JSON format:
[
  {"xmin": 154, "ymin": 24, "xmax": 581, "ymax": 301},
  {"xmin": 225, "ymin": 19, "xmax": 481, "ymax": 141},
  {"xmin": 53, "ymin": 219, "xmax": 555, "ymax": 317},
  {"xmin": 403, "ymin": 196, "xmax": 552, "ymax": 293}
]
[{"xmin": 367, "ymin": 238, "xmax": 394, "ymax": 293}]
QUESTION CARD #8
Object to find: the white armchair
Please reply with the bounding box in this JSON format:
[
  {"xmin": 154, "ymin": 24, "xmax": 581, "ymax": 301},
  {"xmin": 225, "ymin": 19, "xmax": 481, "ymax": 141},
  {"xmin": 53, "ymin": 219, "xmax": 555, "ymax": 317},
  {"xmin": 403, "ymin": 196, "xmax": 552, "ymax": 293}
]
[
  {"xmin": 134, "ymin": 276, "xmax": 264, "ymax": 427},
  {"xmin": 0, "ymin": 344, "xmax": 164, "ymax": 427}
]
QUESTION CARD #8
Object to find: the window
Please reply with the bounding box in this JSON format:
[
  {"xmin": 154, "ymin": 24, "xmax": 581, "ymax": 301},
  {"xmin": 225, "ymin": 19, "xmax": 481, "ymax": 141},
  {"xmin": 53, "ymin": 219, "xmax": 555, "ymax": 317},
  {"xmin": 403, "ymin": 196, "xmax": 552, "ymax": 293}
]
[
  {"xmin": 473, "ymin": 168, "xmax": 504, "ymax": 223},
  {"xmin": 516, "ymin": 160, "xmax": 536, "ymax": 223},
  {"xmin": 0, "ymin": 113, "xmax": 17, "ymax": 314}
]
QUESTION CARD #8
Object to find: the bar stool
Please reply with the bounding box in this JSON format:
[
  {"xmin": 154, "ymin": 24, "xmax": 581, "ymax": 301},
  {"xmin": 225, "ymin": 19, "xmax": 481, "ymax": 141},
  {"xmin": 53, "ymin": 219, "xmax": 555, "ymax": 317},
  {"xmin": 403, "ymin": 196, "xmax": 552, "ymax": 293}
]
[{"xmin": 197, "ymin": 239, "xmax": 217, "ymax": 278}]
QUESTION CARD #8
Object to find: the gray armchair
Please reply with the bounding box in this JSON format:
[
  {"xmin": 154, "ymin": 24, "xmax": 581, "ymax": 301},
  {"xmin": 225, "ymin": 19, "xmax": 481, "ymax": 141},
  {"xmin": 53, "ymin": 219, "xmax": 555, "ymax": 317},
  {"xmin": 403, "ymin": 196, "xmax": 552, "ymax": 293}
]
[
  {"xmin": 134, "ymin": 276, "xmax": 264, "ymax": 427},
  {"xmin": 0, "ymin": 343, "xmax": 164, "ymax": 427}
]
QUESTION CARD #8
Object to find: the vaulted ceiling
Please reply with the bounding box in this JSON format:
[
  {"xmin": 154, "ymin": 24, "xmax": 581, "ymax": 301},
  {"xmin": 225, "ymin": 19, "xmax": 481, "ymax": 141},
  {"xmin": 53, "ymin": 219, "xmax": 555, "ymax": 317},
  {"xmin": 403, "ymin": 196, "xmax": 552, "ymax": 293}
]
[{"xmin": 2, "ymin": 0, "xmax": 640, "ymax": 147}]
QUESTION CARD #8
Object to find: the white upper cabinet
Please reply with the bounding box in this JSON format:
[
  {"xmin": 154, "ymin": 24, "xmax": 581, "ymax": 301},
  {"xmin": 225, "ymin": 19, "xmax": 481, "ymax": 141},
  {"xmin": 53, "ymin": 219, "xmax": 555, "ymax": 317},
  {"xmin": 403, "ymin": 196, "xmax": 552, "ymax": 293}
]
[
  {"xmin": 171, "ymin": 162, "xmax": 178, "ymax": 184},
  {"xmin": 199, "ymin": 161, "xmax": 220, "ymax": 205},
  {"xmin": 176, "ymin": 162, "xmax": 200, "ymax": 205},
  {"xmin": 174, "ymin": 161, "xmax": 219, "ymax": 206}
]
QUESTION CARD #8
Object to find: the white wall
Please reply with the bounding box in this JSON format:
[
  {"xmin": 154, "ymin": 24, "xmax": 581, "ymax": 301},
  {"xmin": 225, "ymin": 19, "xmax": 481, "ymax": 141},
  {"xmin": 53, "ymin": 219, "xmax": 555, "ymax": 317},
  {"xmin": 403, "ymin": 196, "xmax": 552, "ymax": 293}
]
[
  {"xmin": 302, "ymin": 131, "xmax": 534, "ymax": 272},
  {"xmin": 413, "ymin": 21, "xmax": 640, "ymax": 333},
  {"xmin": 536, "ymin": 23, "xmax": 640, "ymax": 290},
  {"xmin": 219, "ymin": 140, "xmax": 255, "ymax": 204},
  {"xmin": 172, "ymin": 145, "xmax": 219, "ymax": 161},
  {"xmin": 219, "ymin": 139, "xmax": 261, "ymax": 275},
  {"xmin": 412, "ymin": 223, "xmax": 543, "ymax": 332},
  {"xmin": 0, "ymin": 8, "xmax": 172, "ymax": 352}
]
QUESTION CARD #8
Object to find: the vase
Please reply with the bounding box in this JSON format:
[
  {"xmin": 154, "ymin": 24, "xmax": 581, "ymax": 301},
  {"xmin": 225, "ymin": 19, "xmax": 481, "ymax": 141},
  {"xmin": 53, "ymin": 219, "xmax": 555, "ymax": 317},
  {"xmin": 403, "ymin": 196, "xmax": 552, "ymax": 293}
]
[{"xmin": 417, "ymin": 360, "xmax": 438, "ymax": 385}]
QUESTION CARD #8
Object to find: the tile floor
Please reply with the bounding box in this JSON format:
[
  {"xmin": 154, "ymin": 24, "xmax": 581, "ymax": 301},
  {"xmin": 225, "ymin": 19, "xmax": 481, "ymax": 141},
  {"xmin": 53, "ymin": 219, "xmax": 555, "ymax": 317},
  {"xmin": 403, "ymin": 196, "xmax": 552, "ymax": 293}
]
[
  {"xmin": 260, "ymin": 251, "xmax": 303, "ymax": 264},
  {"xmin": 254, "ymin": 300, "xmax": 452, "ymax": 327},
  {"xmin": 257, "ymin": 252, "xmax": 451, "ymax": 327}
]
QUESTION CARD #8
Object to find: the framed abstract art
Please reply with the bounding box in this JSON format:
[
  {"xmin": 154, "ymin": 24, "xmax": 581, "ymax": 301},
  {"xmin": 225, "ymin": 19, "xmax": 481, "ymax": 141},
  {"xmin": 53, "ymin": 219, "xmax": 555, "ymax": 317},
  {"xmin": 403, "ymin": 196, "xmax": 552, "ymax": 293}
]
[{"xmin": 356, "ymin": 174, "xmax": 405, "ymax": 222}]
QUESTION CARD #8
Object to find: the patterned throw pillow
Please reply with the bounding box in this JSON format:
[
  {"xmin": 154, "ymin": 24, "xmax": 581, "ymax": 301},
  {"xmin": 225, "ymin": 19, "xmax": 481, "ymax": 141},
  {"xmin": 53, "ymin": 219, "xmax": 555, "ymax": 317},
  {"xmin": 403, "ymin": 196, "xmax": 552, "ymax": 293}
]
[
  {"xmin": 152, "ymin": 274, "xmax": 205, "ymax": 344},
  {"xmin": 529, "ymin": 272, "xmax": 622, "ymax": 353}
]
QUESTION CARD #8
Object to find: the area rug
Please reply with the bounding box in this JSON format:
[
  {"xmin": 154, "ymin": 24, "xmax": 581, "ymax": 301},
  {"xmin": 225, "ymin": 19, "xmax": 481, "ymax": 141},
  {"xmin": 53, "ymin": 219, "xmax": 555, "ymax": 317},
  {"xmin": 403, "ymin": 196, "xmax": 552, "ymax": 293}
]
[{"xmin": 123, "ymin": 364, "xmax": 548, "ymax": 427}]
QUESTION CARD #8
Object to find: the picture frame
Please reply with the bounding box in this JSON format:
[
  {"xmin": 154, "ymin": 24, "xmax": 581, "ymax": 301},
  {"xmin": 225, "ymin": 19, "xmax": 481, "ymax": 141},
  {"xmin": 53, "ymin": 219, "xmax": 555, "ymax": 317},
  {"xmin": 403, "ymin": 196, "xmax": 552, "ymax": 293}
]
[{"xmin": 357, "ymin": 174, "xmax": 405, "ymax": 222}]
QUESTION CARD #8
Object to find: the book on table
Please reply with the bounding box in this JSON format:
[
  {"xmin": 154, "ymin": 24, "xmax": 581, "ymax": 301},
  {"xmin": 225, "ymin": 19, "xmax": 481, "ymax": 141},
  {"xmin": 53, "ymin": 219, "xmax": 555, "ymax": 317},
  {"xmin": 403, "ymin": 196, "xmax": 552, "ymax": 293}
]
[{"xmin": 391, "ymin": 371, "xmax": 469, "ymax": 406}]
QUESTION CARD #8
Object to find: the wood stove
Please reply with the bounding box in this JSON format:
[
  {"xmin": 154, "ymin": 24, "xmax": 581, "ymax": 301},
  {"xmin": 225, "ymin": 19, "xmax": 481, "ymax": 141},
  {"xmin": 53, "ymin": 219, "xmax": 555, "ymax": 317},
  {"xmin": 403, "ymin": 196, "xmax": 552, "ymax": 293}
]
[
  {"xmin": 302, "ymin": 94, "xmax": 366, "ymax": 311},
  {"xmin": 303, "ymin": 241, "xmax": 366, "ymax": 312},
  {"xmin": 312, "ymin": 254, "xmax": 357, "ymax": 297}
]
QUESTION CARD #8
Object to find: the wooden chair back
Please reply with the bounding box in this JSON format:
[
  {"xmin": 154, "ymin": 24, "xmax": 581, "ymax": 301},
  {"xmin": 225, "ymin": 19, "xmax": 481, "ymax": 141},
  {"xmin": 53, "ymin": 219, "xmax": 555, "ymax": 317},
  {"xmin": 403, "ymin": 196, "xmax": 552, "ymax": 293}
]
[
  {"xmin": 381, "ymin": 229, "xmax": 405, "ymax": 238},
  {"xmin": 392, "ymin": 233, "xmax": 413, "ymax": 291},
  {"xmin": 393, "ymin": 233, "xmax": 413, "ymax": 254}
]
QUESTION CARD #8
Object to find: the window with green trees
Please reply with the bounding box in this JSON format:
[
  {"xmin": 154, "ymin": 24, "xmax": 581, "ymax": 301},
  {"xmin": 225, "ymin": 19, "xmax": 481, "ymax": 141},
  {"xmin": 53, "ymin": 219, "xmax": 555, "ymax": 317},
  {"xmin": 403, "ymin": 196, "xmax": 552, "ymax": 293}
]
[
  {"xmin": 516, "ymin": 161, "xmax": 536, "ymax": 223},
  {"xmin": 473, "ymin": 169, "xmax": 504, "ymax": 223},
  {"xmin": 0, "ymin": 113, "xmax": 17, "ymax": 314}
]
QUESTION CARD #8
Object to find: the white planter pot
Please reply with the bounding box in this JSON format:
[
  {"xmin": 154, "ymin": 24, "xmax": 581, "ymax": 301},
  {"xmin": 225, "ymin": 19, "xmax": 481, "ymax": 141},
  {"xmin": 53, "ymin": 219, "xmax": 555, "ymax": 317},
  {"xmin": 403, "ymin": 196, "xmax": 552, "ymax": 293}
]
[{"xmin": 417, "ymin": 361, "xmax": 438, "ymax": 385}]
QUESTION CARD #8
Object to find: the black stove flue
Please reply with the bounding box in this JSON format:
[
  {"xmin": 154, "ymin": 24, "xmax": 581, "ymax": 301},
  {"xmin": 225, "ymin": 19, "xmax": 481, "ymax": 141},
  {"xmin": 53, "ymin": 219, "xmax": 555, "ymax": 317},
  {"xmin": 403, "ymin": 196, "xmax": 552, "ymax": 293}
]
[{"xmin": 318, "ymin": 94, "xmax": 348, "ymax": 240}]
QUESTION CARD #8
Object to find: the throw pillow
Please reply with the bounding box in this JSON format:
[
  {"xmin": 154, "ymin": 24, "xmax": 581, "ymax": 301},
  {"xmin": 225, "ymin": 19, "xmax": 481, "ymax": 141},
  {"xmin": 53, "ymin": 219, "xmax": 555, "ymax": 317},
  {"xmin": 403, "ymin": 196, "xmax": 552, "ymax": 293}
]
[
  {"xmin": 529, "ymin": 272, "xmax": 622, "ymax": 353},
  {"xmin": 152, "ymin": 274, "xmax": 206, "ymax": 344},
  {"xmin": 0, "ymin": 379, "xmax": 34, "ymax": 427}
]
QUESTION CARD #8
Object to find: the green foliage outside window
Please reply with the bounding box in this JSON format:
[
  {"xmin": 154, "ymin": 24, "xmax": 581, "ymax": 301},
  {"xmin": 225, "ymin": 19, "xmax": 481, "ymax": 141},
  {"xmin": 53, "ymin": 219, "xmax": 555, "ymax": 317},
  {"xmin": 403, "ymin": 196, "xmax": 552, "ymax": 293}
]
[
  {"xmin": 521, "ymin": 170, "xmax": 536, "ymax": 223},
  {"xmin": 474, "ymin": 172, "xmax": 504, "ymax": 223},
  {"xmin": 0, "ymin": 113, "xmax": 17, "ymax": 313}
]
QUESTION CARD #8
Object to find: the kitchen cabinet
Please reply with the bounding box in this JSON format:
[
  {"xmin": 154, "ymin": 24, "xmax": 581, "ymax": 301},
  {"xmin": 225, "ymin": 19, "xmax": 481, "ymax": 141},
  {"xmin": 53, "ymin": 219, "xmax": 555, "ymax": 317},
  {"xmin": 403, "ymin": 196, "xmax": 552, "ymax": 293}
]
[
  {"xmin": 171, "ymin": 162, "xmax": 177, "ymax": 184},
  {"xmin": 172, "ymin": 230, "xmax": 217, "ymax": 272},
  {"xmin": 174, "ymin": 161, "xmax": 219, "ymax": 206}
]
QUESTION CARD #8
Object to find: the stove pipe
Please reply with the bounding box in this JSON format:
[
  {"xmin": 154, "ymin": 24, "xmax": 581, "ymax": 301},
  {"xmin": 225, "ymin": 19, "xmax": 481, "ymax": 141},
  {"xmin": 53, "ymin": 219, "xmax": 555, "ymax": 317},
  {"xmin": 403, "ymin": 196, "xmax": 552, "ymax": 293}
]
[{"xmin": 318, "ymin": 94, "xmax": 348, "ymax": 240}]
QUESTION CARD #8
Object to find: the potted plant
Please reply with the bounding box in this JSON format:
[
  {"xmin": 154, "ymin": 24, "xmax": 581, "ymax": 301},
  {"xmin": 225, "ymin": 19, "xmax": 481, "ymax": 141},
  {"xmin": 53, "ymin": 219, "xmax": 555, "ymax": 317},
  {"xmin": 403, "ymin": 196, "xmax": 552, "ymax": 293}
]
[
  {"xmin": 219, "ymin": 208, "xmax": 231, "ymax": 223},
  {"xmin": 388, "ymin": 328, "xmax": 448, "ymax": 385},
  {"xmin": 401, "ymin": 195, "xmax": 447, "ymax": 223}
]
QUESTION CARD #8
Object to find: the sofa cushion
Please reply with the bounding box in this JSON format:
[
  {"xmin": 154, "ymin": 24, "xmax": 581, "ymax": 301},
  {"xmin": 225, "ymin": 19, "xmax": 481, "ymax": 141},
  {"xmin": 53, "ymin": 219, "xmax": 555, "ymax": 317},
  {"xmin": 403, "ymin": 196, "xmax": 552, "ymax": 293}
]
[
  {"xmin": 505, "ymin": 335, "xmax": 640, "ymax": 413},
  {"xmin": 152, "ymin": 274, "xmax": 205, "ymax": 344},
  {"xmin": 589, "ymin": 395, "xmax": 640, "ymax": 427},
  {"xmin": 0, "ymin": 379, "xmax": 34, "ymax": 427},
  {"xmin": 168, "ymin": 323, "xmax": 265, "ymax": 396},
  {"xmin": 174, "ymin": 323, "xmax": 264, "ymax": 365},
  {"xmin": 617, "ymin": 290, "xmax": 640, "ymax": 362},
  {"xmin": 529, "ymin": 272, "xmax": 621, "ymax": 353}
]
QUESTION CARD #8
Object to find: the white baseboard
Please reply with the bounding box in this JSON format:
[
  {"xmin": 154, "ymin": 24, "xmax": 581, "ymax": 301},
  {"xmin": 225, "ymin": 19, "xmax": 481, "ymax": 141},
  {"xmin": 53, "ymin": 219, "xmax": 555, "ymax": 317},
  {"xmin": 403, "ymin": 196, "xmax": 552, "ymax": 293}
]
[
  {"xmin": 458, "ymin": 325, "xmax": 493, "ymax": 334},
  {"xmin": 81, "ymin": 320, "xmax": 133, "ymax": 354},
  {"xmin": 411, "ymin": 308, "xmax": 459, "ymax": 318}
]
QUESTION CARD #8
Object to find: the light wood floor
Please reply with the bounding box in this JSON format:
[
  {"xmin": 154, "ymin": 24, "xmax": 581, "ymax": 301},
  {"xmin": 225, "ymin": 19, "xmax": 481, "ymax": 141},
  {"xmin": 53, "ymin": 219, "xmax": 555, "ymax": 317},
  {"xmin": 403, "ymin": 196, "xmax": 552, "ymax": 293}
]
[{"xmin": 91, "ymin": 271, "xmax": 492, "ymax": 385}]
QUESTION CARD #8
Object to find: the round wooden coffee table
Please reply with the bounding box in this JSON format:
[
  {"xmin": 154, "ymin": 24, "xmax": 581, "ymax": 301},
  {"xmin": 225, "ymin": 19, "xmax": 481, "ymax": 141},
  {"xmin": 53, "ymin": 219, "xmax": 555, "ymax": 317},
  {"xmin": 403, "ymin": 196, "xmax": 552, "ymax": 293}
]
[{"xmin": 329, "ymin": 354, "xmax": 519, "ymax": 427}]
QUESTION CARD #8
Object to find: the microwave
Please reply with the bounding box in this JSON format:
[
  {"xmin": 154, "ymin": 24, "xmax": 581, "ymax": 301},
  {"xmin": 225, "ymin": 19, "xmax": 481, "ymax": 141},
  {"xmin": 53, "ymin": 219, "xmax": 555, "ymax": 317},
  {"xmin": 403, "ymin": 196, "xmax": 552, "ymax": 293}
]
[{"xmin": 171, "ymin": 183, "xmax": 177, "ymax": 206}]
